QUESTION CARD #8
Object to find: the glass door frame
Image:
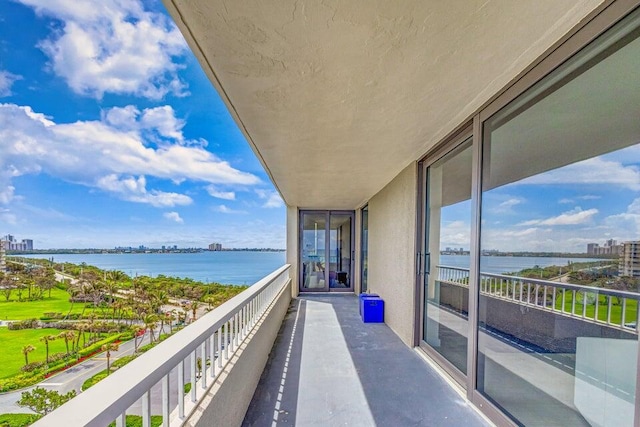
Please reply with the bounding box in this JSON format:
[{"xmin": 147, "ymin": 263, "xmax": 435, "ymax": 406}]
[
  {"xmin": 416, "ymin": 124, "xmax": 475, "ymax": 389},
  {"xmin": 299, "ymin": 210, "xmax": 355, "ymax": 293}
]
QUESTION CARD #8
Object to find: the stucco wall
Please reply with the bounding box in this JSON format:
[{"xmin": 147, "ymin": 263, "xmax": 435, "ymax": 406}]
[
  {"xmin": 188, "ymin": 280, "xmax": 292, "ymax": 427},
  {"xmin": 368, "ymin": 163, "xmax": 417, "ymax": 346}
]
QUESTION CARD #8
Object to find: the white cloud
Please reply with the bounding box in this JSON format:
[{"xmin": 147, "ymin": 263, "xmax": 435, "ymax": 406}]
[
  {"xmin": 519, "ymin": 207, "xmax": 598, "ymax": 226},
  {"xmin": 214, "ymin": 205, "xmax": 247, "ymax": 215},
  {"xmin": 255, "ymin": 189, "xmax": 284, "ymax": 208},
  {"xmin": 206, "ymin": 185, "xmax": 235, "ymax": 200},
  {"xmin": 520, "ymin": 157, "xmax": 640, "ymax": 190},
  {"xmin": 163, "ymin": 211, "xmax": 184, "ymax": 224},
  {"xmin": 0, "ymin": 208, "xmax": 17, "ymax": 225},
  {"xmin": 578, "ymin": 195, "xmax": 601, "ymax": 200},
  {"xmin": 605, "ymin": 198, "xmax": 640, "ymax": 240},
  {"xmin": 96, "ymin": 175, "xmax": 191, "ymax": 207},
  {"xmin": 0, "ymin": 103, "xmax": 259, "ymax": 206},
  {"xmin": 558, "ymin": 198, "xmax": 574, "ymax": 204},
  {"xmin": 18, "ymin": 0, "xmax": 188, "ymax": 99},
  {"xmin": 499, "ymin": 198, "xmax": 522, "ymax": 208},
  {"xmin": 440, "ymin": 220, "xmax": 470, "ymax": 248},
  {"xmin": 0, "ymin": 71, "xmax": 21, "ymax": 97}
]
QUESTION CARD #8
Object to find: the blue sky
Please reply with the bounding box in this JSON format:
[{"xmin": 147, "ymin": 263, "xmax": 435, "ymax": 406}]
[
  {"xmin": 0, "ymin": 0, "xmax": 285, "ymax": 249},
  {"xmin": 440, "ymin": 143, "xmax": 640, "ymax": 253}
]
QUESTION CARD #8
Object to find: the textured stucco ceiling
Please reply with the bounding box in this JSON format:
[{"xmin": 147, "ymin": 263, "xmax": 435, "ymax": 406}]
[{"xmin": 163, "ymin": 0, "xmax": 603, "ymax": 209}]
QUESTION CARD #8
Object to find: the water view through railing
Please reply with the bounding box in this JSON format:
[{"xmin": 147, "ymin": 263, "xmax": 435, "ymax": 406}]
[{"xmin": 33, "ymin": 265, "xmax": 291, "ymax": 427}]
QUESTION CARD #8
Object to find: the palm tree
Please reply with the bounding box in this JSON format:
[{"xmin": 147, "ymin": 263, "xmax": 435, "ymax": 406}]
[
  {"xmin": 22, "ymin": 345, "xmax": 35, "ymax": 366},
  {"xmin": 58, "ymin": 331, "xmax": 75, "ymax": 355},
  {"xmin": 75, "ymin": 322, "xmax": 89, "ymax": 350},
  {"xmin": 40, "ymin": 335, "xmax": 56, "ymax": 365},
  {"xmin": 165, "ymin": 311, "xmax": 176, "ymax": 334},
  {"xmin": 190, "ymin": 301, "xmax": 201, "ymax": 322},
  {"xmin": 143, "ymin": 314, "xmax": 159, "ymax": 344},
  {"xmin": 102, "ymin": 342, "xmax": 120, "ymax": 374},
  {"xmin": 132, "ymin": 325, "xmax": 145, "ymax": 353}
]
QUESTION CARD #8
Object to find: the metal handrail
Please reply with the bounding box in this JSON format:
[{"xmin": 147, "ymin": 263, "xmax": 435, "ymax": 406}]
[
  {"xmin": 34, "ymin": 264, "xmax": 291, "ymax": 427},
  {"xmin": 436, "ymin": 265, "xmax": 639, "ymax": 333}
]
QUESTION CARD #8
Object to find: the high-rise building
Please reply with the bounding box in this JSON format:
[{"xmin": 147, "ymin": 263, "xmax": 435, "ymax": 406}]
[
  {"xmin": 22, "ymin": 239, "xmax": 33, "ymax": 251},
  {"xmin": 619, "ymin": 241, "xmax": 640, "ymax": 278},
  {"xmin": 0, "ymin": 240, "xmax": 5, "ymax": 273},
  {"xmin": 208, "ymin": 243, "xmax": 223, "ymax": 251},
  {"xmin": 1, "ymin": 235, "xmax": 34, "ymax": 251}
]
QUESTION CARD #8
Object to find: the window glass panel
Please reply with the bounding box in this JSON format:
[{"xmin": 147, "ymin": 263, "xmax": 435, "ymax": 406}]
[
  {"xmin": 478, "ymin": 9, "xmax": 640, "ymax": 426},
  {"xmin": 301, "ymin": 213, "xmax": 326, "ymax": 290},
  {"xmin": 361, "ymin": 206, "xmax": 369, "ymax": 293},
  {"xmin": 423, "ymin": 139, "xmax": 472, "ymax": 375}
]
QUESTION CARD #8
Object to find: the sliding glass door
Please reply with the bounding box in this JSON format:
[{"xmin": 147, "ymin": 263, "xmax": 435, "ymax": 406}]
[
  {"xmin": 300, "ymin": 211, "xmax": 354, "ymax": 292},
  {"xmin": 420, "ymin": 137, "xmax": 473, "ymax": 383}
]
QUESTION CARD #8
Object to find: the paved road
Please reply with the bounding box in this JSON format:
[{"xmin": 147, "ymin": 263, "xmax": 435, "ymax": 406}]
[{"xmin": 0, "ymin": 331, "xmax": 154, "ymax": 415}]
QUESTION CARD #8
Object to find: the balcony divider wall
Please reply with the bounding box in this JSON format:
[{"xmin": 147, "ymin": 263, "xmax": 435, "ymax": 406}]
[{"xmin": 416, "ymin": 2, "xmax": 640, "ymax": 426}]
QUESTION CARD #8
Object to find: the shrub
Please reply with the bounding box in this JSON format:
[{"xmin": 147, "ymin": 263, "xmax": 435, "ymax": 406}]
[
  {"xmin": 107, "ymin": 415, "xmax": 162, "ymax": 427},
  {"xmin": 40, "ymin": 312, "xmax": 63, "ymax": 321},
  {"xmin": 111, "ymin": 354, "xmax": 137, "ymax": 369},
  {"xmin": 0, "ymin": 413, "xmax": 42, "ymax": 427},
  {"xmin": 7, "ymin": 319, "xmax": 39, "ymax": 330},
  {"xmin": 0, "ymin": 373, "xmax": 43, "ymax": 393},
  {"xmin": 137, "ymin": 342, "xmax": 156, "ymax": 353},
  {"xmin": 78, "ymin": 334, "xmax": 121, "ymax": 358},
  {"xmin": 81, "ymin": 371, "xmax": 108, "ymax": 391},
  {"xmin": 20, "ymin": 362, "xmax": 45, "ymax": 373}
]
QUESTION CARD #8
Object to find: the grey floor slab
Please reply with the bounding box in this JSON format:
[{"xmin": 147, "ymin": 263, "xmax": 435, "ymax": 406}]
[{"xmin": 243, "ymin": 294, "xmax": 490, "ymax": 427}]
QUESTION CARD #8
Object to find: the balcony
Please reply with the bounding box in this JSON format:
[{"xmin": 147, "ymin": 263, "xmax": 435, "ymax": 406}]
[
  {"xmin": 32, "ymin": 264, "xmax": 639, "ymax": 426},
  {"xmin": 33, "ymin": 265, "xmax": 489, "ymax": 427}
]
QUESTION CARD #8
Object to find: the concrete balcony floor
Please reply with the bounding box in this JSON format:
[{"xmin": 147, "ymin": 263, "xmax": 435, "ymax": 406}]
[{"xmin": 243, "ymin": 294, "xmax": 490, "ymax": 426}]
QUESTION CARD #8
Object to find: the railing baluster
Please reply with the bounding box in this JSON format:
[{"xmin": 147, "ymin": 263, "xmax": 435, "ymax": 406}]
[
  {"xmin": 201, "ymin": 341, "xmax": 208, "ymax": 389},
  {"xmin": 562, "ymin": 289, "xmax": 566, "ymax": 314},
  {"xmin": 162, "ymin": 374, "xmax": 170, "ymax": 427},
  {"xmin": 178, "ymin": 360, "xmax": 185, "ymax": 419},
  {"xmin": 116, "ymin": 413, "xmax": 126, "ymax": 427},
  {"xmin": 218, "ymin": 327, "xmax": 223, "ymax": 369},
  {"xmin": 229, "ymin": 317, "xmax": 234, "ymax": 352},
  {"xmin": 552, "ymin": 288, "xmax": 556, "ymax": 311},
  {"xmin": 582, "ymin": 293, "xmax": 587, "ymax": 319},
  {"xmin": 210, "ymin": 332, "xmax": 216, "ymax": 379},
  {"xmin": 594, "ymin": 292, "xmax": 599, "ymax": 321},
  {"xmin": 571, "ymin": 290, "xmax": 576, "ymax": 315},
  {"xmin": 519, "ymin": 280, "xmax": 523, "ymax": 302},
  {"xmin": 142, "ymin": 391, "xmax": 151, "ymax": 427},
  {"xmin": 527, "ymin": 283, "xmax": 531, "ymax": 305},
  {"xmin": 621, "ymin": 298, "xmax": 627, "ymax": 328},
  {"xmin": 543, "ymin": 286, "xmax": 547, "ymax": 308},
  {"xmin": 190, "ymin": 351, "xmax": 197, "ymax": 402},
  {"xmin": 607, "ymin": 297, "xmax": 613, "ymax": 324}
]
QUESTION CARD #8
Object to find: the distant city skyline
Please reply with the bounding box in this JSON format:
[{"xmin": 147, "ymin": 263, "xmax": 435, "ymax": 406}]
[{"xmin": 0, "ymin": 1, "xmax": 285, "ymax": 249}]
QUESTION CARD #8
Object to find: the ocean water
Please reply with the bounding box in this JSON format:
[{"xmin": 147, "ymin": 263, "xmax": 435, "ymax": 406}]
[
  {"xmin": 19, "ymin": 252, "xmax": 602, "ymax": 285},
  {"xmin": 21, "ymin": 251, "xmax": 286, "ymax": 286},
  {"xmin": 439, "ymin": 255, "xmax": 604, "ymax": 274}
]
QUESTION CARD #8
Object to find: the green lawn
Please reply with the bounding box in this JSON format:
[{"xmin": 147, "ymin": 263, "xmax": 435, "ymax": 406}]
[
  {"xmin": 554, "ymin": 291, "xmax": 638, "ymax": 326},
  {"xmin": 0, "ymin": 328, "xmax": 68, "ymax": 379},
  {"xmin": 483, "ymin": 282, "xmax": 638, "ymax": 326},
  {"xmin": 0, "ymin": 288, "xmax": 92, "ymax": 321}
]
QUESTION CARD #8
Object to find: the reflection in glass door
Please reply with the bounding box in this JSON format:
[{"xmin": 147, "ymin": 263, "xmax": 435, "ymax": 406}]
[
  {"xmin": 301, "ymin": 212, "xmax": 327, "ymax": 291},
  {"xmin": 300, "ymin": 211, "xmax": 354, "ymax": 292},
  {"xmin": 421, "ymin": 139, "xmax": 472, "ymax": 380},
  {"xmin": 329, "ymin": 214, "xmax": 352, "ymax": 289}
]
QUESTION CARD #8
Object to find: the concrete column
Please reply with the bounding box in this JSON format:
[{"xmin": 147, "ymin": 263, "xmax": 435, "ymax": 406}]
[{"xmin": 286, "ymin": 205, "xmax": 299, "ymax": 297}]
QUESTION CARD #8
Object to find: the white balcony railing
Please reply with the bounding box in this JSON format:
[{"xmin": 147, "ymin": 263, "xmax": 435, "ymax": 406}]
[
  {"xmin": 437, "ymin": 265, "xmax": 640, "ymax": 333},
  {"xmin": 34, "ymin": 264, "xmax": 291, "ymax": 427}
]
